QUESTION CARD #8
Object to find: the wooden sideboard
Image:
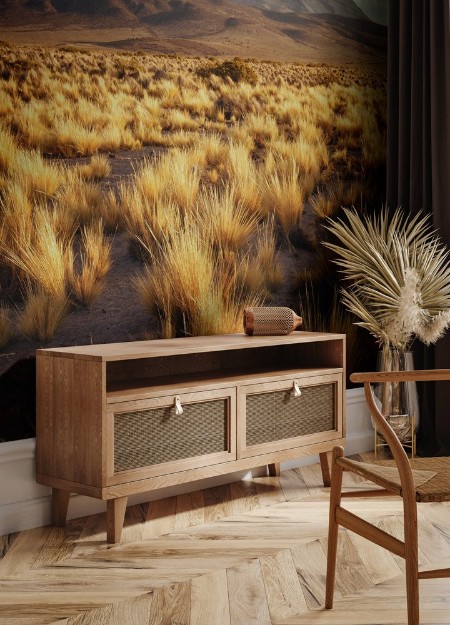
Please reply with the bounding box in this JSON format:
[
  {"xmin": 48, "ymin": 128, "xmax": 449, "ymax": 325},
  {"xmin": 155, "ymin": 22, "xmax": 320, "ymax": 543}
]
[{"xmin": 36, "ymin": 332, "xmax": 346, "ymax": 543}]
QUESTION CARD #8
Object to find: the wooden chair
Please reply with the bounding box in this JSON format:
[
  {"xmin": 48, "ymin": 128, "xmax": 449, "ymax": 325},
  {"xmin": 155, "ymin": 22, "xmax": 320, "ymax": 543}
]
[{"xmin": 325, "ymin": 369, "xmax": 450, "ymax": 625}]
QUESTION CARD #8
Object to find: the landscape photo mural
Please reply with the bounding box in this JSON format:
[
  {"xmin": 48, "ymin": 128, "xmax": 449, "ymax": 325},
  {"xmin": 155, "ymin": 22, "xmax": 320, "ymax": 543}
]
[{"xmin": 0, "ymin": 0, "xmax": 387, "ymax": 440}]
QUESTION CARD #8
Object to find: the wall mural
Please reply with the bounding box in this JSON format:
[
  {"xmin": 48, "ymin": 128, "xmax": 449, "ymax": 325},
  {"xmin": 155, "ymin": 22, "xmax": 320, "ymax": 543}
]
[{"xmin": 0, "ymin": 0, "xmax": 387, "ymax": 440}]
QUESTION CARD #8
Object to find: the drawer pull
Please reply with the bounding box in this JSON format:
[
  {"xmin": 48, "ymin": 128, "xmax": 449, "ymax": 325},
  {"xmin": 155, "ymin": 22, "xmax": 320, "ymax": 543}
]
[
  {"xmin": 292, "ymin": 381, "xmax": 302, "ymax": 397},
  {"xmin": 174, "ymin": 396, "xmax": 184, "ymax": 415}
]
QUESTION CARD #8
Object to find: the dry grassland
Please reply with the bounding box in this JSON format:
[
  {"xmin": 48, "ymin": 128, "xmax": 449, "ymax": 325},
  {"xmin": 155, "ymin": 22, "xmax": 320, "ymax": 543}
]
[{"xmin": 0, "ymin": 42, "xmax": 386, "ymax": 345}]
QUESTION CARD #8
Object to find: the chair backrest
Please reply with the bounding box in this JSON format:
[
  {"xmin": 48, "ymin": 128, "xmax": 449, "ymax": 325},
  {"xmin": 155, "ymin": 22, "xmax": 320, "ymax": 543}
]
[{"xmin": 351, "ymin": 369, "xmax": 450, "ymax": 503}]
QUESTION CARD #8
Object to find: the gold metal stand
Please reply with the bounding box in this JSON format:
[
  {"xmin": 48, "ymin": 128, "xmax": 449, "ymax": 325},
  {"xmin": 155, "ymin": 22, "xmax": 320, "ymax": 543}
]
[{"xmin": 374, "ymin": 415, "xmax": 416, "ymax": 459}]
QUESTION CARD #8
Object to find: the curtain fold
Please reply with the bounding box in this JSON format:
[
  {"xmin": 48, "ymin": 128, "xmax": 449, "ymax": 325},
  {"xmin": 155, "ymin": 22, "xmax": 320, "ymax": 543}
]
[{"xmin": 387, "ymin": 0, "xmax": 450, "ymax": 455}]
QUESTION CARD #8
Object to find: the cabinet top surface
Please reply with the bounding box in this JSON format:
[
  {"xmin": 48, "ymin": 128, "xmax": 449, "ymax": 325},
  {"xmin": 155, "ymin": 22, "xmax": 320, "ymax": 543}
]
[{"xmin": 36, "ymin": 332, "xmax": 345, "ymax": 362}]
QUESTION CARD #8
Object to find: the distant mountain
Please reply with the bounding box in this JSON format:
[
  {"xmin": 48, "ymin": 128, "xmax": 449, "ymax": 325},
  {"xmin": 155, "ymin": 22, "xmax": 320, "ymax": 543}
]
[
  {"xmin": 354, "ymin": 0, "xmax": 388, "ymax": 25},
  {"xmin": 232, "ymin": 0, "xmax": 368, "ymax": 20},
  {"xmin": 0, "ymin": 0, "xmax": 387, "ymax": 64}
]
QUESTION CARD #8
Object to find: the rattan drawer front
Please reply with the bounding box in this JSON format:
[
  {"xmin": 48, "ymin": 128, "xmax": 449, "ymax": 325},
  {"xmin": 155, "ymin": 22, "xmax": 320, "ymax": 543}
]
[
  {"xmin": 238, "ymin": 373, "xmax": 342, "ymax": 458},
  {"xmin": 114, "ymin": 398, "xmax": 230, "ymax": 473},
  {"xmin": 246, "ymin": 383, "xmax": 335, "ymax": 447}
]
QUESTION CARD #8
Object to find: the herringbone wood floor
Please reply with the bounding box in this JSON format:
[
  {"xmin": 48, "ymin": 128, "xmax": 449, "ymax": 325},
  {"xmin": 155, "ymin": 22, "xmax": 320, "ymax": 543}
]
[{"xmin": 1, "ymin": 454, "xmax": 450, "ymax": 624}]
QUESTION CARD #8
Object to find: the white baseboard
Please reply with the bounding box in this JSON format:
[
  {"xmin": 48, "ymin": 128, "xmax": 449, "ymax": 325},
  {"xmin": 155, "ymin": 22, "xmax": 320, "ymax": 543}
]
[{"xmin": 0, "ymin": 388, "xmax": 373, "ymax": 536}]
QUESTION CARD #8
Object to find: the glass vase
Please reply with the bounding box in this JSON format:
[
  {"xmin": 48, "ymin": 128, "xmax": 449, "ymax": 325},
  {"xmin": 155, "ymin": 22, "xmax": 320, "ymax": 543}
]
[{"xmin": 373, "ymin": 348, "xmax": 419, "ymax": 453}]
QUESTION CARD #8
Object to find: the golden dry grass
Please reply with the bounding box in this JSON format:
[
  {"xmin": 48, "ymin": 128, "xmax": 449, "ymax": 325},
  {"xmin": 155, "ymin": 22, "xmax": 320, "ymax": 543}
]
[
  {"xmin": 0, "ymin": 44, "xmax": 386, "ymax": 342},
  {"xmin": 79, "ymin": 154, "xmax": 112, "ymax": 181},
  {"xmin": 70, "ymin": 221, "xmax": 112, "ymax": 307},
  {"xmin": 18, "ymin": 290, "xmax": 69, "ymax": 342},
  {"xmin": 263, "ymin": 161, "xmax": 305, "ymax": 240},
  {"xmin": 3, "ymin": 210, "xmax": 71, "ymax": 299}
]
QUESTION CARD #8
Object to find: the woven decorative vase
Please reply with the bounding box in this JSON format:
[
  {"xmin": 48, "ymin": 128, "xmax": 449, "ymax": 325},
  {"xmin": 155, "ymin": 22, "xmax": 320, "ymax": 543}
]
[{"xmin": 243, "ymin": 307, "xmax": 302, "ymax": 336}]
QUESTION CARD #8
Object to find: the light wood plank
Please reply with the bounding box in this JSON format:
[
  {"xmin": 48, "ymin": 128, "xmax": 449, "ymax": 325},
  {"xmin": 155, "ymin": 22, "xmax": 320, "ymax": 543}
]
[
  {"xmin": 31, "ymin": 527, "xmax": 78, "ymax": 570},
  {"xmin": 121, "ymin": 504, "xmax": 146, "ymax": 544},
  {"xmin": 347, "ymin": 528, "xmax": 403, "ymax": 585},
  {"xmin": 298, "ymin": 463, "xmax": 329, "ymax": 497},
  {"xmin": 66, "ymin": 592, "xmax": 154, "ymax": 625},
  {"xmin": 291, "ymin": 539, "xmax": 329, "ymax": 609},
  {"xmin": 142, "ymin": 497, "xmax": 177, "ymax": 540},
  {"xmin": 0, "ymin": 532, "xmax": 18, "ymax": 560},
  {"xmin": 2, "ymin": 458, "xmax": 450, "ymax": 625},
  {"xmin": 0, "ymin": 527, "xmax": 51, "ymax": 576},
  {"xmin": 229, "ymin": 480, "xmax": 259, "ymax": 515},
  {"xmin": 147, "ymin": 582, "xmax": 190, "ymax": 625},
  {"xmin": 203, "ymin": 484, "xmax": 232, "ymax": 524},
  {"xmin": 174, "ymin": 490, "xmax": 205, "ymax": 531},
  {"xmin": 260, "ymin": 549, "xmax": 308, "ymax": 621},
  {"xmin": 227, "ymin": 560, "xmax": 271, "ymax": 625},
  {"xmin": 253, "ymin": 476, "xmax": 286, "ymax": 507},
  {"xmin": 190, "ymin": 570, "xmax": 231, "ymax": 625},
  {"xmin": 279, "ymin": 468, "xmax": 310, "ymax": 502}
]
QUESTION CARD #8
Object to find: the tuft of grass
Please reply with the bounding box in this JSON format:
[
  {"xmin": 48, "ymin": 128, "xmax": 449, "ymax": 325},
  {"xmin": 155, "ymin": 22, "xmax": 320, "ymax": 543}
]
[
  {"xmin": 18, "ymin": 289, "xmax": 69, "ymax": 342},
  {"xmin": 121, "ymin": 180, "xmax": 182, "ymax": 260},
  {"xmin": 226, "ymin": 142, "xmax": 264, "ymax": 217},
  {"xmin": 263, "ymin": 160, "xmax": 305, "ymax": 239},
  {"xmin": 71, "ymin": 221, "xmax": 112, "ymax": 307},
  {"xmin": 310, "ymin": 189, "xmax": 340, "ymax": 220},
  {"xmin": 198, "ymin": 187, "xmax": 258, "ymax": 252},
  {"xmin": 57, "ymin": 170, "xmax": 104, "ymax": 226},
  {"xmin": 238, "ymin": 223, "xmax": 283, "ymax": 298},
  {"xmin": 0, "ymin": 126, "xmax": 18, "ymax": 175},
  {"xmin": 78, "ymin": 154, "xmax": 112, "ymax": 181},
  {"xmin": 4, "ymin": 211, "xmax": 71, "ymax": 299},
  {"xmin": 135, "ymin": 215, "xmax": 264, "ymax": 338},
  {"xmin": 53, "ymin": 118, "xmax": 104, "ymax": 156}
]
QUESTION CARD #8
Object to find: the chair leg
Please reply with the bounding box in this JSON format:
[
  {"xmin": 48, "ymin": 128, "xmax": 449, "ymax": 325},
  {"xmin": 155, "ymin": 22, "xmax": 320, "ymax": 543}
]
[
  {"xmin": 404, "ymin": 497, "xmax": 419, "ymax": 625},
  {"xmin": 325, "ymin": 446, "xmax": 344, "ymax": 609}
]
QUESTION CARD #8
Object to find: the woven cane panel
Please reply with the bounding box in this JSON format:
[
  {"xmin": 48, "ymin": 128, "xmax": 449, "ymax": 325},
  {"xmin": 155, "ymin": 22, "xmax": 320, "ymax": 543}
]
[
  {"xmin": 114, "ymin": 399, "xmax": 228, "ymax": 473},
  {"xmin": 246, "ymin": 383, "xmax": 335, "ymax": 446}
]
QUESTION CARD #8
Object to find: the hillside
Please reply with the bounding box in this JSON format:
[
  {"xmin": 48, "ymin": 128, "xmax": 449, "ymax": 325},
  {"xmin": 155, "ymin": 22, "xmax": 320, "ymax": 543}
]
[{"xmin": 0, "ymin": 0, "xmax": 386, "ymax": 63}]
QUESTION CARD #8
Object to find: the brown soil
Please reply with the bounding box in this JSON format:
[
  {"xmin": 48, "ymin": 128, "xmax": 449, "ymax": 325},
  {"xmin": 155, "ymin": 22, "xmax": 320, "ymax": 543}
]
[{"xmin": 0, "ymin": 147, "xmax": 164, "ymax": 378}]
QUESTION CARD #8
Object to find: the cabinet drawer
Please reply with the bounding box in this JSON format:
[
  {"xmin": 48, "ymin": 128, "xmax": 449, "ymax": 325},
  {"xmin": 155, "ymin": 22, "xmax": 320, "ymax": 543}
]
[
  {"xmin": 237, "ymin": 373, "xmax": 342, "ymax": 458},
  {"xmin": 106, "ymin": 388, "xmax": 236, "ymax": 485}
]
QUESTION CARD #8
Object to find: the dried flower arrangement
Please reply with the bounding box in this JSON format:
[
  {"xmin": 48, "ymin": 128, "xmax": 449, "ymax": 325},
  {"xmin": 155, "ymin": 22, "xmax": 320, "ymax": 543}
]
[{"xmin": 324, "ymin": 207, "xmax": 450, "ymax": 355}]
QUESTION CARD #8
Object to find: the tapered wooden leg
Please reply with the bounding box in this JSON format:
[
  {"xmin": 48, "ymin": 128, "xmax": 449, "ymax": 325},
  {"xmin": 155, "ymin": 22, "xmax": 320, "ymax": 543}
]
[
  {"xmin": 51, "ymin": 488, "xmax": 70, "ymax": 528},
  {"xmin": 268, "ymin": 462, "xmax": 281, "ymax": 477},
  {"xmin": 107, "ymin": 496, "xmax": 128, "ymax": 544},
  {"xmin": 319, "ymin": 451, "xmax": 332, "ymax": 487},
  {"xmin": 404, "ymin": 498, "xmax": 419, "ymax": 624},
  {"xmin": 325, "ymin": 446, "xmax": 344, "ymax": 609}
]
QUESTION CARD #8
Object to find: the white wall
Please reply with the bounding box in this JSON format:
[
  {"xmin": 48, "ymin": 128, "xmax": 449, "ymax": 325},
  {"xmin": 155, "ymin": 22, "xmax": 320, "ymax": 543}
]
[{"xmin": 0, "ymin": 388, "xmax": 372, "ymax": 536}]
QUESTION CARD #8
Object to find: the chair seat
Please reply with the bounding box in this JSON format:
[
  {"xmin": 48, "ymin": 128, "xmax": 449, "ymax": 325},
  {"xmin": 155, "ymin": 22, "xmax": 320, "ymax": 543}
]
[{"xmin": 337, "ymin": 456, "xmax": 450, "ymax": 502}]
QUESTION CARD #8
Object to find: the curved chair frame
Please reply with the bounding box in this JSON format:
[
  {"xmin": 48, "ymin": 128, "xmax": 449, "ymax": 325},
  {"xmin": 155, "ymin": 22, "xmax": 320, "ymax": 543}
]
[{"xmin": 325, "ymin": 369, "xmax": 450, "ymax": 625}]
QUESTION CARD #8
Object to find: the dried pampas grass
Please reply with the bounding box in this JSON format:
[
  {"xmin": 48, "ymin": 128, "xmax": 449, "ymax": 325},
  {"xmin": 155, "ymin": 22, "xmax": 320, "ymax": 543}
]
[{"xmin": 325, "ymin": 207, "xmax": 450, "ymax": 351}]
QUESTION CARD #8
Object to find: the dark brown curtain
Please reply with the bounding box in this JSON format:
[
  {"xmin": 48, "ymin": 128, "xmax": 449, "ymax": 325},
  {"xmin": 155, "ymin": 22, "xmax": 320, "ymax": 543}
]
[{"xmin": 387, "ymin": 0, "xmax": 450, "ymax": 454}]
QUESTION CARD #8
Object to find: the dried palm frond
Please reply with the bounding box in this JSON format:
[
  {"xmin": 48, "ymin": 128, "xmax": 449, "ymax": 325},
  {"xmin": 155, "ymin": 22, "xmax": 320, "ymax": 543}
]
[{"xmin": 324, "ymin": 207, "xmax": 450, "ymax": 351}]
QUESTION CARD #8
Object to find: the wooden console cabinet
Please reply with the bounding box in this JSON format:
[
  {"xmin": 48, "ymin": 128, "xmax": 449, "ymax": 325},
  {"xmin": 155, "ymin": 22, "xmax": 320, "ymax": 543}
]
[{"xmin": 36, "ymin": 332, "xmax": 345, "ymax": 543}]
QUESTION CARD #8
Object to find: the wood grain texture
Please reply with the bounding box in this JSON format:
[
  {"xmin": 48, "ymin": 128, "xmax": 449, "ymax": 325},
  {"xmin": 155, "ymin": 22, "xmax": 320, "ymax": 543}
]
[
  {"xmin": 227, "ymin": 560, "xmax": 272, "ymax": 625},
  {"xmin": 190, "ymin": 570, "xmax": 231, "ymax": 625},
  {"xmin": 203, "ymin": 484, "xmax": 233, "ymax": 524},
  {"xmin": 174, "ymin": 490, "xmax": 205, "ymax": 531},
  {"xmin": 2, "ymin": 456, "xmax": 450, "ymax": 625},
  {"xmin": 260, "ymin": 548, "xmax": 308, "ymax": 621},
  {"xmin": 37, "ymin": 333, "xmax": 345, "ymax": 548},
  {"xmin": 142, "ymin": 496, "xmax": 177, "ymax": 540},
  {"xmin": 147, "ymin": 582, "xmax": 190, "ymax": 625},
  {"xmin": 106, "ymin": 497, "xmax": 127, "ymax": 544}
]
